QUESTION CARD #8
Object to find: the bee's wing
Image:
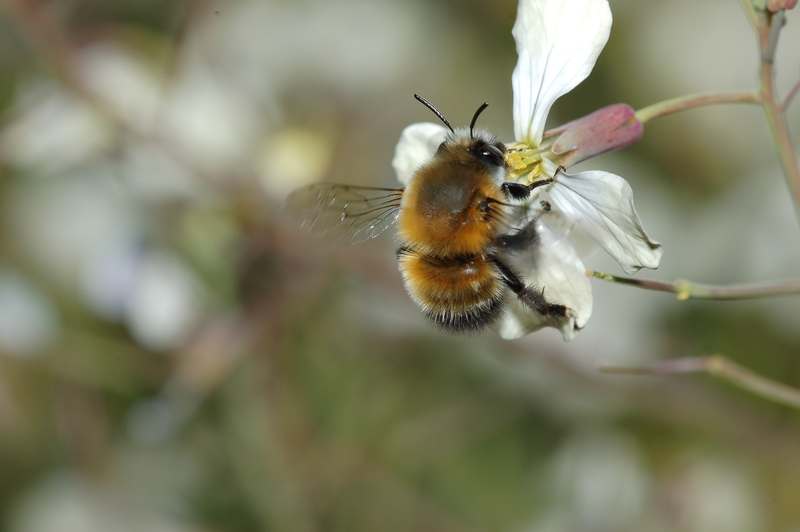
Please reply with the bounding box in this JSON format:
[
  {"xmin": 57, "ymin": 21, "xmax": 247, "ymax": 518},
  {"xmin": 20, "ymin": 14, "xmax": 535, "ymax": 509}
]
[{"xmin": 286, "ymin": 183, "xmax": 404, "ymax": 244}]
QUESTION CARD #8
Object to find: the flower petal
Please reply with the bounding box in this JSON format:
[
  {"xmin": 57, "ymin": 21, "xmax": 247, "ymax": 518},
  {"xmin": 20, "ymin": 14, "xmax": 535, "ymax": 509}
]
[
  {"xmin": 494, "ymin": 220, "xmax": 592, "ymax": 341},
  {"xmin": 544, "ymin": 170, "xmax": 662, "ymax": 273},
  {"xmin": 512, "ymin": 0, "xmax": 612, "ymax": 144},
  {"xmin": 391, "ymin": 122, "xmax": 448, "ymax": 185}
]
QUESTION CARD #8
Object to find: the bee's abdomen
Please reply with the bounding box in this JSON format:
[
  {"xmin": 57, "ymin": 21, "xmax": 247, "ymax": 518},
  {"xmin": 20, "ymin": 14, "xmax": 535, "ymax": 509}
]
[{"xmin": 397, "ymin": 248, "xmax": 504, "ymax": 331}]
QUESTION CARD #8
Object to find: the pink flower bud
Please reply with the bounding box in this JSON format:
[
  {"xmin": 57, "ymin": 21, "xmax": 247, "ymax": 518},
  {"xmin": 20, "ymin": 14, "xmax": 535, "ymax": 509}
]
[
  {"xmin": 546, "ymin": 104, "xmax": 643, "ymax": 167},
  {"xmin": 768, "ymin": 0, "xmax": 797, "ymax": 11}
]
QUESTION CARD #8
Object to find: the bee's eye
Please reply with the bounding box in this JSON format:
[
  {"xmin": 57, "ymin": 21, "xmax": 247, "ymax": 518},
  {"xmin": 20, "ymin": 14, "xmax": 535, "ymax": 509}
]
[{"xmin": 474, "ymin": 144, "xmax": 505, "ymax": 167}]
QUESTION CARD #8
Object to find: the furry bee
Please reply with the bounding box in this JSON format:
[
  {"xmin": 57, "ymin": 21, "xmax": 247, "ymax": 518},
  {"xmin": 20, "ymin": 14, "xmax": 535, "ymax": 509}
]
[{"xmin": 287, "ymin": 94, "xmax": 565, "ymax": 332}]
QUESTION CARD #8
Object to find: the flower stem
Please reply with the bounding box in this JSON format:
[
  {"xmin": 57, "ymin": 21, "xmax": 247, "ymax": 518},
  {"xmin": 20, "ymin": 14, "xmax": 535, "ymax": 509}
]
[
  {"xmin": 634, "ymin": 91, "xmax": 760, "ymax": 124},
  {"xmin": 784, "ymin": 77, "xmax": 800, "ymax": 111},
  {"xmin": 755, "ymin": 11, "xmax": 800, "ymax": 213},
  {"xmin": 589, "ymin": 270, "xmax": 800, "ymax": 300},
  {"xmin": 740, "ymin": 0, "xmax": 759, "ymax": 28},
  {"xmin": 602, "ymin": 355, "xmax": 800, "ymax": 410}
]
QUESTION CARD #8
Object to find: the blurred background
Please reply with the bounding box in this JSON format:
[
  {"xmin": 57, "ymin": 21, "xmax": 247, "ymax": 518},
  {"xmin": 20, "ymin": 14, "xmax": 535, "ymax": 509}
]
[{"xmin": 1, "ymin": 0, "xmax": 800, "ymax": 530}]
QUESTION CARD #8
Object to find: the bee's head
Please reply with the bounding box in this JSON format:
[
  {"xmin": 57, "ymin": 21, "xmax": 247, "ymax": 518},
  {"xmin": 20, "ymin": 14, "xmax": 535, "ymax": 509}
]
[
  {"xmin": 414, "ymin": 94, "xmax": 507, "ymax": 170},
  {"xmin": 434, "ymin": 135, "xmax": 506, "ymax": 169},
  {"xmin": 464, "ymin": 101, "xmax": 505, "ymax": 168},
  {"xmin": 465, "ymin": 136, "xmax": 506, "ymax": 168}
]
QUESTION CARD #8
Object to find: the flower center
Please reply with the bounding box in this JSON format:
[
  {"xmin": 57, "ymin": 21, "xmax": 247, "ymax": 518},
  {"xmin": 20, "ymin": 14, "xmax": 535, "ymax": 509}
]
[{"xmin": 505, "ymin": 142, "xmax": 554, "ymax": 184}]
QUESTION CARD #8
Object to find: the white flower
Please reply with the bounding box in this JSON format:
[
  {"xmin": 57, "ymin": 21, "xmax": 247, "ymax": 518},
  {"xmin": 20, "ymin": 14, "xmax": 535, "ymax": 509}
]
[
  {"xmin": 392, "ymin": 0, "xmax": 661, "ymax": 340},
  {"xmin": 511, "ymin": 0, "xmax": 611, "ymax": 145}
]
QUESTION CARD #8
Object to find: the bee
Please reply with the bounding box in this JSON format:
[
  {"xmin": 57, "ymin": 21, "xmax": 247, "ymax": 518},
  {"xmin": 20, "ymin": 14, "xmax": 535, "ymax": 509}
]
[{"xmin": 287, "ymin": 94, "xmax": 566, "ymax": 332}]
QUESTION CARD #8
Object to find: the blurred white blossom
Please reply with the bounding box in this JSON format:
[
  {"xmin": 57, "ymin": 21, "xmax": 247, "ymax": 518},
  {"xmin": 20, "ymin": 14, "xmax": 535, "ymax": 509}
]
[
  {"xmin": 8, "ymin": 473, "xmax": 193, "ymax": 532},
  {"xmin": 547, "ymin": 430, "xmax": 648, "ymax": 530},
  {"xmin": 126, "ymin": 252, "xmax": 202, "ymax": 351},
  {"xmin": 663, "ymin": 455, "xmax": 764, "ymax": 532},
  {"xmin": 0, "ymin": 272, "xmax": 59, "ymax": 356},
  {"xmin": 0, "ymin": 82, "xmax": 110, "ymax": 173}
]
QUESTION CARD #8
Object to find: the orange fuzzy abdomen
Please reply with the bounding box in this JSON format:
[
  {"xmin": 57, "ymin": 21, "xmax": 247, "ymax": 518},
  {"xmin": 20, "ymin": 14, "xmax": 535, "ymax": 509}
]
[{"xmin": 398, "ymin": 250, "xmax": 504, "ymax": 331}]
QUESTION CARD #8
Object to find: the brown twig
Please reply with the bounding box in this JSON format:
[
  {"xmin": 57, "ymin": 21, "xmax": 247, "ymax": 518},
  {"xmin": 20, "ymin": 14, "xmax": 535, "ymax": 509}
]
[
  {"xmin": 784, "ymin": 76, "xmax": 800, "ymax": 111},
  {"xmin": 602, "ymin": 355, "xmax": 800, "ymax": 410},
  {"xmin": 590, "ymin": 270, "xmax": 800, "ymax": 301},
  {"xmin": 749, "ymin": 8, "xmax": 800, "ymax": 218}
]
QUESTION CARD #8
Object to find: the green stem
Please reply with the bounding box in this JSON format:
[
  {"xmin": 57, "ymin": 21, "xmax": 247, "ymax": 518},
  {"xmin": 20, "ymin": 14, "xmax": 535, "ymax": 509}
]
[
  {"xmin": 590, "ymin": 270, "xmax": 800, "ymax": 301},
  {"xmin": 602, "ymin": 355, "xmax": 800, "ymax": 410},
  {"xmin": 739, "ymin": 0, "xmax": 759, "ymax": 28},
  {"xmin": 634, "ymin": 91, "xmax": 760, "ymax": 124}
]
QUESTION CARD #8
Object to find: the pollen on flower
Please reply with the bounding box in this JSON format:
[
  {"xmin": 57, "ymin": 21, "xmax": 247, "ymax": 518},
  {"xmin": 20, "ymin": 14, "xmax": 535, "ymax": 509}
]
[{"xmin": 505, "ymin": 143, "xmax": 548, "ymax": 183}]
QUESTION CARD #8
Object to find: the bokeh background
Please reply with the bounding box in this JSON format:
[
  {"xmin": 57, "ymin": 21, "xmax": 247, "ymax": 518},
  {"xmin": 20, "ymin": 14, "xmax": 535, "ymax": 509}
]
[{"xmin": 1, "ymin": 0, "xmax": 800, "ymax": 530}]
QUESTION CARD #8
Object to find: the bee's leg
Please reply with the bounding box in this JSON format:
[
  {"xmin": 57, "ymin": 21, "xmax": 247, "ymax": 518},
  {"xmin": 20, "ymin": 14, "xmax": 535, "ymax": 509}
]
[
  {"xmin": 500, "ymin": 182, "xmax": 533, "ymax": 200},
  {"xmin": 489, "ymin": 255, "xmax": 567, "ymax": 317},
  {"xmin": 500, "ymin": 178, "xmax": 553, "ymax": 200},
  {"xmin": 493, "ymin": 217, "xmax": 539, "ymax": 251},
  {"xmin": 396, "ymin": 246, "xmax": 414, "ymax": 258}
]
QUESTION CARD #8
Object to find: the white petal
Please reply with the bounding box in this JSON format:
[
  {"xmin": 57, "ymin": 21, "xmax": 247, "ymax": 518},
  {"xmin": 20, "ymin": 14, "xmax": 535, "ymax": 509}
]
[
  {"xmin": 545, "ymin": 170, "xmax": 662, "ymax": 273},
  {"xmin": 391, "ymin": 122, "xmax": 448, "ymax": 185},
  {"xmin": 512, "ymin": 0, "xmax": 612, "ymax": 143},
  {"xmin": 494, "ymin": 220, "xmax": 592, "ymax": 341}
]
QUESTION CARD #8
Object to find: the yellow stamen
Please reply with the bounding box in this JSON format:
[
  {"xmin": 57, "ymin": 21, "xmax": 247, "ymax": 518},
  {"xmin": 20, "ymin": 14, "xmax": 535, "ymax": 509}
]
[{"xmin": 505, "ymin": 142, "xmax": 549, "ymax": 184}]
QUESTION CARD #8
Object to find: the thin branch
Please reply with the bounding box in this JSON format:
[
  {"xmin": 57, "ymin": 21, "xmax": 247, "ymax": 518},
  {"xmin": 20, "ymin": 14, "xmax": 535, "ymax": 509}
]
[
  {"xmin": 634, "ymin": 91, "xmax": 760, "ymax": 124},
  {"xmin": 741, "ymin": 5, "xmax": 800, "ymax": 220},
  {"xmin": 602, "ymin": 355, "xmax": 800, "ymax": 410},
  {"xmin": 740, "ymin": 0, "xmax": 760, "ymax": 28},
  {"xmin": 759, "ymin": 68, "xmax": 800, "ymax": 215},
  {"xmin": 784, "ymin": 76, "xmax": 800, "ymax": 111},
  {"xmin": 590, "ymin": 270, "xmax": 800, "ymax": 301},
  {"xmin": 762, "ymin": 10, "xmax": 786, "ymax": 63}
]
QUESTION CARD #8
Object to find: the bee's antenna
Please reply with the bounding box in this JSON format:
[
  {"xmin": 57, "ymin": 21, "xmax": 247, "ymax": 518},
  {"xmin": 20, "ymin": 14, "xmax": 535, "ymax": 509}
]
[
  {"xmin": 469, "ymin": 102, "xmax": 489, "ymax": 139},
  {"xmin": 413, "ymin": 94, "xmax": 455, "ymax": 134}
]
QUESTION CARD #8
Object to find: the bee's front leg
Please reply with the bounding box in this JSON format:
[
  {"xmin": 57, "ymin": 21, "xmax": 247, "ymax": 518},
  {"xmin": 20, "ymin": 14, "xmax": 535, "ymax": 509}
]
[
  {"xmin": 500, "ymin": 178, "xmax": 553, "ymax": 200},
  {"xmin": 493, "ymin": 218, "xmax": 539, "ymax": 251}
]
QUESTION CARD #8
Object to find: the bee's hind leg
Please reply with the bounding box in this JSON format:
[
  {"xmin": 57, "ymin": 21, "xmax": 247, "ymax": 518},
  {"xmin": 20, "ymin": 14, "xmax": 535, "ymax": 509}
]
[{"xmin": 488, "ymin": 255, "xmax": 567, "ymax": 318}]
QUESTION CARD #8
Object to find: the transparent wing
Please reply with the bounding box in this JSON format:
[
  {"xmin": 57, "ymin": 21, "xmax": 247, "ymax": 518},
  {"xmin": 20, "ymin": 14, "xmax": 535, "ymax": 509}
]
[
  {"xmin": 286, "ymin": 183, "xmax": 403, "ymax": 243},
  {"xmin": 492, "ymin": 199, "xmax": 549, "ymax": 236}
]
